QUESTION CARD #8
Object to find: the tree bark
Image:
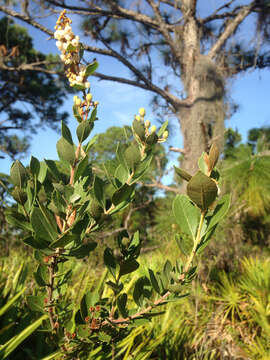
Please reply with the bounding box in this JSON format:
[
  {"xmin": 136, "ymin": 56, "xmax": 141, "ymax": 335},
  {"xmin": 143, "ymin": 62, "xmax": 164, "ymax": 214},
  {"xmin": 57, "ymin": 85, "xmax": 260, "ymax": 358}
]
[
  {"xmin": 176, "ymin": 2, "xmax": 225, "ymax": 174},
  {"xmin": 179, "ymin": 56, "xmax": 225, "ymax": 174}
]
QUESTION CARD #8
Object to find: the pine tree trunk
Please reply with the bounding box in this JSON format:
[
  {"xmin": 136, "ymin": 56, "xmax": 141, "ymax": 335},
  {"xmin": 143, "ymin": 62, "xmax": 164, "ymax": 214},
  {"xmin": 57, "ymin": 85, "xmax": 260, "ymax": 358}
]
[
  {"xmin": 175, "ymin": 3, "xmax": 225, "ymax": 174},
  {"xmin": 179, "ymin": 57, "xmax": 225, "ymax": 175}
]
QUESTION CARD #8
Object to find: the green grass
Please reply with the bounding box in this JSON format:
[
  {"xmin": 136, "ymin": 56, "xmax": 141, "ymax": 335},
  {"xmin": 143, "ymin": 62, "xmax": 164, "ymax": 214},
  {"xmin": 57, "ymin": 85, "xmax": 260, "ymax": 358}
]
[{"xmin": 0, "ymin": 240, "xmax": 269, "ymax": 359}]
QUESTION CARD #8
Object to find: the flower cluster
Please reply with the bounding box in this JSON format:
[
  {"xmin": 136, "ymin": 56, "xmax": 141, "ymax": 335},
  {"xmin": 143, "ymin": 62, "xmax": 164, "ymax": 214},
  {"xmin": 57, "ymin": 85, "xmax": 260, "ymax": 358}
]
[
  {"xmin": 54, "ymin": 10, "xmax": 90, "ymax": 89},
  {"xmin": 135, "ymin": 107, "xmax": 169, "ymax": 143}
]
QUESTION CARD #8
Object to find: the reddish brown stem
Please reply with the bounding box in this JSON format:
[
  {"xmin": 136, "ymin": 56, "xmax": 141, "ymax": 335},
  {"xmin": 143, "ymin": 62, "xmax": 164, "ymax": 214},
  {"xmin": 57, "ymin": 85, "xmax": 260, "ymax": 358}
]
[{"xmin": 46, "ymin": 256, "xmax": 57, "ymax": 330}]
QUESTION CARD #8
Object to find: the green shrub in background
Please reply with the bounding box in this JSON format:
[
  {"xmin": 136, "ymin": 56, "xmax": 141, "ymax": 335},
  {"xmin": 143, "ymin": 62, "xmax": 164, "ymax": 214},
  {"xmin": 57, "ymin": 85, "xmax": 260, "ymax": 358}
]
[{"xmin": 3, "ymin": 10, "xmax": 230, "ymax": 359}]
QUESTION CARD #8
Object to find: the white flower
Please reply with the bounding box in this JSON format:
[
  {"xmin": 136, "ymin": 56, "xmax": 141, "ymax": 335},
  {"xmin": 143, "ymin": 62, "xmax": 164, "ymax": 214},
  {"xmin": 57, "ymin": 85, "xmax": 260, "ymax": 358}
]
[
  {"xmin": 65, "ymin": 25, "xmax": 72, "ymax": 33},
  {"xmin": 71, "ymin": 38, "xmax": 79, "ymax": 47},
  {"xmin": 76, "ymin": 75, "xmax": 84, "ymax": 83},
  {"xmin": 65, "ymin": 34, "xmax": 73, "ymax": 41},
  {"xmin": 56, "ymin": 41, "xmax": 63, "ymax": 50},
  {"xmin": 58, "ymin": 29, "xmax": 65, "ymax": 38}
]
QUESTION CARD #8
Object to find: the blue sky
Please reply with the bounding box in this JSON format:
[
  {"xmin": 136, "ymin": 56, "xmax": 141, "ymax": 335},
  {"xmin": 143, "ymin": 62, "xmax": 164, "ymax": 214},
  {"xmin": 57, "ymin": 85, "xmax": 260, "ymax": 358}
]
[{"xmin": 1, "ymin": 3, "xmax": 270, "ymax": 177}]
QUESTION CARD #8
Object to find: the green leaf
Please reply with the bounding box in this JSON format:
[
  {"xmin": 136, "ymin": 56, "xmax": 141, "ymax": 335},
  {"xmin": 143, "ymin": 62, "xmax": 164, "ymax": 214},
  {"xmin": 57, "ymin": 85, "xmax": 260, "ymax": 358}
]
[
  {"xmin": 74, "ymin": 155, "xmax": 91, "ymax": 182},
  {"xmin": 57, "ymin": 137, "xmax": 75, "ymax": 165},
  {"xmin": 38, "ymin": 162, "xmax": 47, "ymax": 183},
  {"xmin": 208, "ymin": 143, "xmax": 219, "ymax": 171},
  {"xmin": 0, "ymin": 314, "xmax": 47, "ymax": 359},
  {"xmin": 11, "ymin": 187, "xmax": 27, "ymax": 205},
  {"xmin": 172, "ymin": 194, "xmax": 200, "ymax": 240},
  {"xmin": 89, "ymin": 107, "xmax": 97, "ymax": 122},
  {"xmin": 80, "ymin": 290, "xmax": 99, "ymax": 319},
  {"xmin": 44, "ymin": 160, "xmax": 62, "ymax": 182},
  {"xmin": 124, "ymin": 145, "xmax": 141, "ymax": 170},
  {"xmin": 89, "ymin": 199, "xmax": 103, "ymax": 220},
  {"xmin": 68, "ymin": 242, "xmax": 97, "ymax": 258},
  {"xmin": 98, "ymin": 332, "xmax": 111, "ymax": 343},
  {"xmin": 5, "ymin": 211, "xmax": 32, "ymax": 232},
  {"xmin": 127, "ymin": 231, "xmax": 141, "ymax": 258},
  {"xmin": 76, "ymin": 121, "xmax": 93, "ymax": 143},
  {"xmin": 145, "ymin": 132, "xmax": 158, "ymax": 146},
  {"xmin": 50, "ymin": 233, "xmax": 79, "ymax": 249},
  {"xmin": 130, "ymin": 318, "xmax": 150, "ymax": 326},
  {"xmin": 77, "ymin": 325, "xmax": 90, "ymax": 337},
  {"xmin": 34, "ymin": 264, "xmax": 48, "ymax": 287},
  {"xmin": 198, "ymin": 152, "xmax": 208, "ymax": 175},
  {"xmin": 130, "ymin": 154, "xmax": 153, "ymax": 184},
  {"xmin": 116, "ymin": 143, "xmax": 129, "ymax": 171},
  {"xmin": 163, "ymin": 260, "xmax": 172, "ymax": 282},
  {"xmin": 93, "ymin": 176, "xmax": 106, "ymax": 208},
  {"xmin": 132, "ymin": 119, "xmax": 145, "ymax": 141},
  {"xmin": 71, "ymin": 83, "xmax": 86, "ymax": 91},
  {"xmin": 187, "ymin": 171, "xmax": 218, "ymax": 210},
  {"xmin": 196, "ymin": 226, "xmax": 216, "ymax": 254},
  {"xmin": 157, "ymin": 119, "xmax": 168, "ymax": 137},
  {"xmin": 0, "ymin": 287, "xmax": 26, "ymax": 317},
  {"xmin": 73, "ymin": 104, "xmax": 82, "ymax": 123},
  {"xmin": 61, "ymin": 121, "xmax": 73, "ymax": 144},
  {"xmin": 200, "ymin": 194, "xmax": 231, "ymax": 242},
  {"xmin": 23, "ymin": 236, "xmax": 50, "ymax": 250},
  {"xmin": 205, "ymin": 194, "xmax": 230, "ymax": 233},
  {"xmin": 103, "ymin": 248, "xmax": 117, "ymax": 278},
  {"xmin": 133, "ymin": 276, "xmax": 151, "ymax": 307},
  {"xmin": 167, "ymin": 283, "xmax": 183, "ymax": 294},
  {"xmin": 119, "ymin": 259, "xmax": 139, "ymax": 277},
  {"xmin": 10, "ymin": 160, "xmax": 28, "ymax": 188},
  {"xmin": 30, "ymin": 156, "xmax": 40, "ymax": 177},
  {"xmin": 85, "ymin": 61, "xmax": 99, "ymax": 77},
  {"xmin": 174, "ymin": 166, "xmax": 192, "ymax": 182},
  {"xmin": 117, "ymin": 293, "xmax": 128, "ymax": 318},
  {"xmin": 66, "ymin": 43, "xmax": 77, "ymax": 52},
  {"xmin": 106, "ymin": 281, "xmax": 123, "ymax": 294},
  {"xmin": 114, "ymin": 164, "xmax": 129, "ymax": 184},
  {"xmin": 175, "ymin": 233, "xmax": 193, "ymax": 256},
  {"xmin": 148, "ymin": 269, "xmax": 161, "ymax": 294},
  {"xmin": 27, "ymin": 295, "xmax": 45, "ymax": 313},
  {"xmin": 112, "ymin": 184, "xmax": 135, "ymax": 206},
  {"xmin": 30, "ymin": 206, "xmax": 58, "ymax": 242},
  {"xmin": 85, "ymin": 134, "xmax": 99, "ymax": 154}
]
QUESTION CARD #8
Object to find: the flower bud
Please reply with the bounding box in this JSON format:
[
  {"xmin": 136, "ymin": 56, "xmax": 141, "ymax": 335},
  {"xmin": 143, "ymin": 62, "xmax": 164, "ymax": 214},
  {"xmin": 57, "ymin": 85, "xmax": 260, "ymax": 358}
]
[
  {"xmin": 73, "ymin": 96, "xmax": 81, "ymax": 106},
  {"xmin": 94, "ymin": 101, "xmax": 99, "ymax": 106},
  {"xmin": 139, "ymin": 107, "xmax": 145, "ymax": 117},
  {"xmin": 86, "ymin": 93, "xmax": 92, "ymax": 103},
  {"xmin": 145, "ymin": 120, "xmax": 151, "ymax": 129},
  {"xmin": 150, "ymin": 125, "xmax": 157, "ymax": 133},
  {"xmin": 85, "ymin": 81, "xmax": 90, "ymax": 89},
  {"xmin": 135, "ymin": 115, "xmax": 141, "ymax": 121},
  {"xmin": 163, "ymin": 130, "xmax": 169, "ymax": 139}
]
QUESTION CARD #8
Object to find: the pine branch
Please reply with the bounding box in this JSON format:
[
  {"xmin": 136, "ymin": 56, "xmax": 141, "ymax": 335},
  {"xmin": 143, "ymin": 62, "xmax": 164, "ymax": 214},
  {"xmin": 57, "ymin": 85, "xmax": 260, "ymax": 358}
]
[
  {"xmin": 160, "ymin": 0, "xmax": 181, "ymax": 9},
  {"xmin": 140, "ymin": 181, "xmax": 181, "ymax": 194},
  {"xmin": 0, "ymin": 5, "xmax": 53, "ymax": 36},
  {"xmin": 0, "ymin": 60, "xmax": 61, "ymax": 74},
  {"xmin": 146, "ymin": 0, "xmax": 181, "ymax": 60},
  {"xmin": 208, "ymin": 2, "xmax": 256, "ymax": 59},
  {"xmin": 44, "ymin": 0, "xmax": 161, "ymax": 30},
  {"xmin": 201, "ymin": 0, "xmax": 239, "ymax": 23}
]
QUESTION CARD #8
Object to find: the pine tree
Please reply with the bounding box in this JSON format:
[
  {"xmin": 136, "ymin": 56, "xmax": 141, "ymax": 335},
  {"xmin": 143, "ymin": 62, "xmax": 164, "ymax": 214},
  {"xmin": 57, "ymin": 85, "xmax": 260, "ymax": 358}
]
[
  {"xmin": 0, "ymin": 16, "xmax": 70, "ymax": 159},
  {"xmin": 1, "ymin": 1, "xmax": 270, "ymax": 170}
]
